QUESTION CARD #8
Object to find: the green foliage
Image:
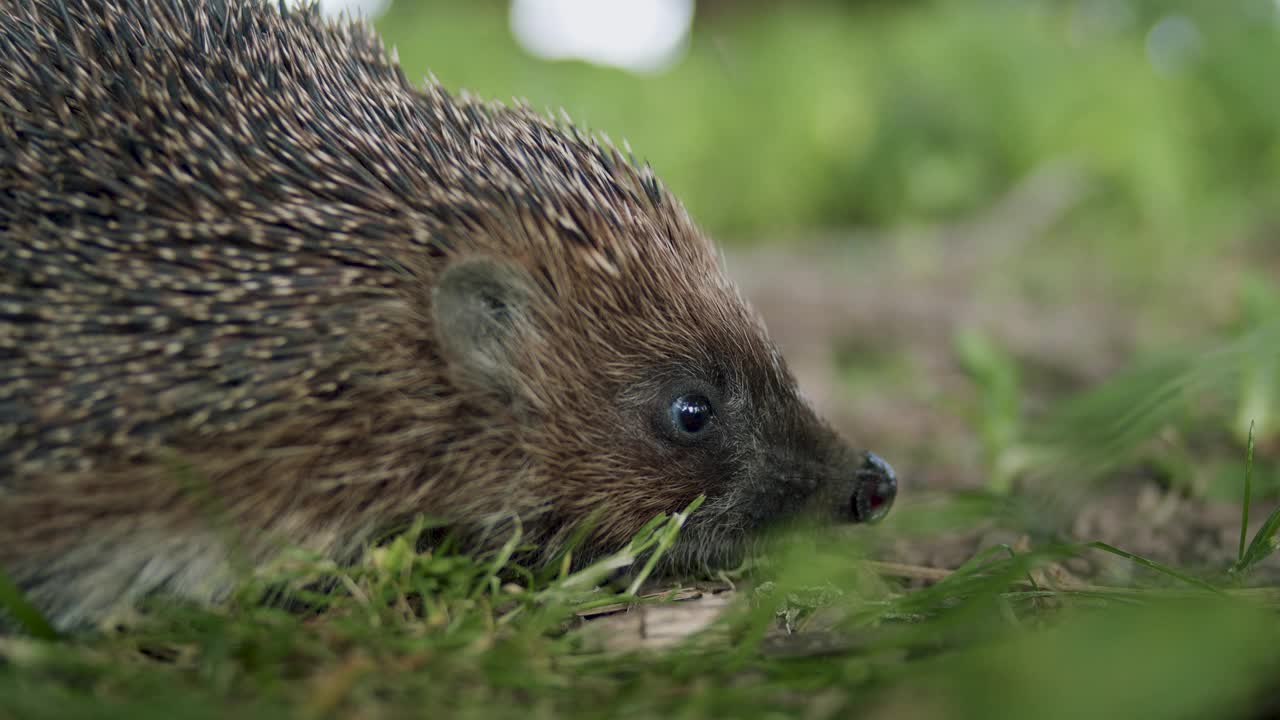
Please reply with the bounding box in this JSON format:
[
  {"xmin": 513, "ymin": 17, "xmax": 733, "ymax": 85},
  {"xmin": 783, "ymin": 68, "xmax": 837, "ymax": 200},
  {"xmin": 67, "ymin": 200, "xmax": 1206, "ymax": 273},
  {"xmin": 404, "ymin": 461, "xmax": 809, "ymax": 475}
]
[
  {"xmin": 1087, "ymin": 541, "xmax": 1223, "ymax": 594},
  {"xmin": 376, "ymin": 0, "xmax": 1278, "ymax": 257},
  {"xmin": 954, "ymin": 329, "xmax": 1023, "ymax": 492},
  {"xmin": 1017, "ymin": 320, "xmax": 1280, "ymax": 489},
  {"xmin": 1234, "ymin": 275, "xmax": 1280, "ymax": 443},
  {"xmin": 5, "ymin": 488, "xmax": 1280, "ymax": 719},
  {"xmin": 1233, "ymin": 425, "xmax": 1280, "ymax": 579},
  {"xmin": 920, "ymin": 597, "xmax": 1280, "ymax": 720},
  {"xmin": 0, "ymin": 567, "xmax": 58, "ymax": 641}
]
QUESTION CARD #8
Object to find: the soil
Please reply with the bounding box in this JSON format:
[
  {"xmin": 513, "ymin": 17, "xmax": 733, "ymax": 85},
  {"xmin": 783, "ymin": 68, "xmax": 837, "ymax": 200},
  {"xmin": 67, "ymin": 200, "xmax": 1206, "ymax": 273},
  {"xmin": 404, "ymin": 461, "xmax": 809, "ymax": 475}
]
[{"xmin": 730, "ymin": 239, "xmax": 1280, "ymax": 583}]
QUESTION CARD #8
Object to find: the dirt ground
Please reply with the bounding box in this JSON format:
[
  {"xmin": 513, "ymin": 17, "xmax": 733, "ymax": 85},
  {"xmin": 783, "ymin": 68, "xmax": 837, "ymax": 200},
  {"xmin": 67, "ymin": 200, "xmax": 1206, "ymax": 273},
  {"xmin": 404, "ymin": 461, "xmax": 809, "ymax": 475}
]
[{"xmin": 732, "ymin": 237, "xmax": 1275, "ymax": 576}]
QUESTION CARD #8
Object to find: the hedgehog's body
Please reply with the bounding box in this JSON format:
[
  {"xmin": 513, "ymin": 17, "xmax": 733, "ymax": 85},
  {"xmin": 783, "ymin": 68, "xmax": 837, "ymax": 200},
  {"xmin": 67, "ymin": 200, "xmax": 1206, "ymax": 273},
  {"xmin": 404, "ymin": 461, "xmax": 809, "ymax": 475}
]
[{"xmin": 0, "ymin": 0, "xmax": 895, "ymax": 630}]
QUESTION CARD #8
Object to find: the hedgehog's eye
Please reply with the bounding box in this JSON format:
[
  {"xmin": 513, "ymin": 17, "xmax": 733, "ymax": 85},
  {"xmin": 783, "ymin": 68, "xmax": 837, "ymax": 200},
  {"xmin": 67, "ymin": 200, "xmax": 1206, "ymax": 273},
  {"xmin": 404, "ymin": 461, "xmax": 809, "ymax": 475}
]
[{"xmin": 670, "ymin": 394, "xmax": 714, "ymax": 438}]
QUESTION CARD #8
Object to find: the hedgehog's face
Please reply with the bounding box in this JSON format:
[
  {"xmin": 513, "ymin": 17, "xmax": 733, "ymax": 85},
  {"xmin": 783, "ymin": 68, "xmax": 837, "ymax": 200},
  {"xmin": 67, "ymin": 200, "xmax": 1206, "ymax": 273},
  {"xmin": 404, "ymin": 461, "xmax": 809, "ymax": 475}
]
[
  {"xmin": 432, "ymin": 253, "xmax": 896, "ymax": 570},
  {"xmin": 599, "ymin": 353, "xmax": 898, "ymax": 571}
]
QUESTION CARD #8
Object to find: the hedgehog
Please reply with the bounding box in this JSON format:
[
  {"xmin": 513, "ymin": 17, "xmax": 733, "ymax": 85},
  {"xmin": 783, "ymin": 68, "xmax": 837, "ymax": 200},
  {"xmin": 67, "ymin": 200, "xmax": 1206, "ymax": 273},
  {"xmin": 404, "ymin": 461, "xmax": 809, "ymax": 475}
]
[{"xmin": 0, "ymin": 0, "xmax": 897, "ymax": 630}]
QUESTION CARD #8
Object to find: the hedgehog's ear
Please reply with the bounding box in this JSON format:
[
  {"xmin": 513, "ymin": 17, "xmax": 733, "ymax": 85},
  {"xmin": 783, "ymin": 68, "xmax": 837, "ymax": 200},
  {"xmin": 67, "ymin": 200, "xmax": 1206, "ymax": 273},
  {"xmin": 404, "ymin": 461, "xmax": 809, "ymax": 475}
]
[{"xmin": 433, "ymin": 256, "xmax": 535, "ymax": 398}]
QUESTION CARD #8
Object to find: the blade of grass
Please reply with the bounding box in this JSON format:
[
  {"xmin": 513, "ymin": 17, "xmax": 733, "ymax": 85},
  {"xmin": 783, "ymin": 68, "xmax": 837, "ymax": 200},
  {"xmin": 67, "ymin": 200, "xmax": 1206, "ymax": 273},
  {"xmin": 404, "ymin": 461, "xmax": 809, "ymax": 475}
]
[
  {"xmin": 1237, "ymin": 421, "xmax": 1255, "ymax": 565},
  {"xmin": 0, "ymin": 566, "xmax": 58, "ymax": 640},
  {"xmin": 1086, "ymin": 542, "xmax": 1223, "ymax": 594},
  {"xmin": 1235, "ymin": 506, "xmax": 1280, "ymax": 576},
  {"xmin": 626, "ymin": 495, "xmax": 704, "ymax": 596},
  {"xmin": 534, "ymin": 497, "xmax": 703, "ymax": 613},
  {"xmin": 473, "ymin": 520, "xmax": 523, "ymax": 600},
  {"xmin": 1229, "ymin": 416, "xmax": 1280, "ymax": 576}
]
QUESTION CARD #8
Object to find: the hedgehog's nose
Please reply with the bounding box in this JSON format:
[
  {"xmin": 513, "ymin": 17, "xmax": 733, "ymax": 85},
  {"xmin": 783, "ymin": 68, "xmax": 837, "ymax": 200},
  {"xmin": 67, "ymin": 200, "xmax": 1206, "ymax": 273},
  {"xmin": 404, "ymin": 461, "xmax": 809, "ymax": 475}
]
[{"xmin": 850, "ymin": 451, "xmax": 896, "ymax": 523}]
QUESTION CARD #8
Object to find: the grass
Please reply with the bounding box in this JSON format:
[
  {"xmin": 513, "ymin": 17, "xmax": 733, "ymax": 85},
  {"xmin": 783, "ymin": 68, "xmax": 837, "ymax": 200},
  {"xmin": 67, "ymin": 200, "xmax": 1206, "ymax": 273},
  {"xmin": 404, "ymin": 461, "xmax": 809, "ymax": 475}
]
[
  {"xmin": 1233, "ymin": 424, "xmax": 1280, "ymax": 579},
  {"xmin": 0, "ymin": 570, "xmax": 57, "ymax": 642},
  {"xmin": 3, "ymin": 434, "xmax": 1280, "ymax": 719}
]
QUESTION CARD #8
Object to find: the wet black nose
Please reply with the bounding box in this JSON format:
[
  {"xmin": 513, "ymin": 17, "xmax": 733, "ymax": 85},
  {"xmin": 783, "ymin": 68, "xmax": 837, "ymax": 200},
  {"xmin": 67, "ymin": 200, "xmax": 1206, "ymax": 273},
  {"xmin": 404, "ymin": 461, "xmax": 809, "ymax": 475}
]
[{"xmin": 850, "ymin": 451, "xmax": 897, "ymax": 523}]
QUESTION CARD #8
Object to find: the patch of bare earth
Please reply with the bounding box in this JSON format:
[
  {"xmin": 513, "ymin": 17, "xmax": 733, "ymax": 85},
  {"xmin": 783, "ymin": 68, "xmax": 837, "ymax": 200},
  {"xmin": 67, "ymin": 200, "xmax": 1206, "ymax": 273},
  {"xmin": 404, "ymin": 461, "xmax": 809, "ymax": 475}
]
[{"xmin": 732, "ymin": 165, "xmax": 1277, "ymax": 579}]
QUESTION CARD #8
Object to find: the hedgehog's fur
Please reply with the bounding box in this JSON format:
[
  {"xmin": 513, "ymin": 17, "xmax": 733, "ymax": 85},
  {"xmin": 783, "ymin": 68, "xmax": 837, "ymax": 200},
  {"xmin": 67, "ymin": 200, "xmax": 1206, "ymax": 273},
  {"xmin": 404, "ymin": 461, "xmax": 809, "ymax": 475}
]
[{"xmin": 0, "ymin": 0, "xmax": 896, "ymax": 630}]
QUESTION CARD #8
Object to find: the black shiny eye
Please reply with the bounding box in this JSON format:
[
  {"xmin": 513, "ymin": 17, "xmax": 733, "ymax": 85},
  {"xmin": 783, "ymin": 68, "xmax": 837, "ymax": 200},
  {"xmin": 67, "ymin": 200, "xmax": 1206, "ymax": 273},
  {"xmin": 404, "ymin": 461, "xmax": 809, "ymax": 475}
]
[{"xmin": 670, "ymin": 394, "xmax": 714, "ymax": 437}]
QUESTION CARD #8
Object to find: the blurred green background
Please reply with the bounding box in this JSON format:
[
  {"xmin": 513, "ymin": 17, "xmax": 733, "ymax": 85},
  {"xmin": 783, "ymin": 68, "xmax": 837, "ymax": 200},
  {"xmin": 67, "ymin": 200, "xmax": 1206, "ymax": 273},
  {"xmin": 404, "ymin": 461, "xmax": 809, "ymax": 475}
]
[
  {"xmin": 377, "ymin": 0, "xmax": 1279, "ymax": 248},
  {"xmin": 370, "ymin": 0, "xmax": 1280, "ymax": 515}
]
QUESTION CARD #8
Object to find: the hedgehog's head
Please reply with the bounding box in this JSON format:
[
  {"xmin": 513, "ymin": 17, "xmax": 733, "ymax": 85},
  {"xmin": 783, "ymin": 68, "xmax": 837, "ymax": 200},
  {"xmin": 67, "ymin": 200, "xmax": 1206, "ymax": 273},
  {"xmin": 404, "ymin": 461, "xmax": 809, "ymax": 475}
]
[{"xmin": 425, "ymin": 113, "xmax": 896, "ymax": 570}]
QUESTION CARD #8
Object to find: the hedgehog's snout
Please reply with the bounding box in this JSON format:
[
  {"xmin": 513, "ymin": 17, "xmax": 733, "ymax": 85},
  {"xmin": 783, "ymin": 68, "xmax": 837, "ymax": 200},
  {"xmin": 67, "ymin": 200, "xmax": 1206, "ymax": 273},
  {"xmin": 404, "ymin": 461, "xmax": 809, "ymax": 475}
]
[{"xmin": 848, "ymin": 451, "xmax": 897, "ymax": 523}]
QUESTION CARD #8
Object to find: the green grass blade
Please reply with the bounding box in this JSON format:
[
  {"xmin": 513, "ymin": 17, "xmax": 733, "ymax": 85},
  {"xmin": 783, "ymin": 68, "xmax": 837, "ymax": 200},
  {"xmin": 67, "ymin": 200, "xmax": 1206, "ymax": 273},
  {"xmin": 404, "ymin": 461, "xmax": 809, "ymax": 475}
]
[
  {"xmin": 1236, "ymin": 507, "xmax": 1280, "ymax": 576},
  {"xmin": 1086, "ymin": 542, "xmax": 1223, "ymax": 594},
  {"xmin": 0, "ymin": 565, "xmax": 59, "ymax": 640},
  {"xmin": 1237, "ymin": 422, "xmax": 1255, "ymax": 565},
  {"xmin": 1228, "ymin": 416, "xmax": 1280, "ymax": 577},
  {"xmin": 625, "ymin": 495, "xmax": 704, "ymax": 596},
  {"xmin": 473, "ymin": 521, "xmax": 523, "ymax": 600}
]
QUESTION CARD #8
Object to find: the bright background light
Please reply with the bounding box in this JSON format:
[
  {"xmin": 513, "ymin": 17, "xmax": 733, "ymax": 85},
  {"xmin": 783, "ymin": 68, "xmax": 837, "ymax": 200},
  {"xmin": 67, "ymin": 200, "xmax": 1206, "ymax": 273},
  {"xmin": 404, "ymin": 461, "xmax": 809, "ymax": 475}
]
[
  {"xmin": 509, "ymin": 0, "xmax": 696, "ymax": 74},
  {"xmin": 317, "ymin": 0, "xmax": 390, "ymax": 19}
]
